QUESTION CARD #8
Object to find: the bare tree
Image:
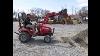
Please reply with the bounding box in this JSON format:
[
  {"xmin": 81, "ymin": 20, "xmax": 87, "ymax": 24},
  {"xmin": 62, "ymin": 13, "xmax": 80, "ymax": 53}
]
[
  {"xmin": 30, "ymin": 8, "xmax": 42, "ymax": 16},
  {"xmin": 78, "ymin": 6, "xmax": 88, "ymax": 22},
  {"xmin": 79, "ymin": 6, "xmax": 88, "ymax": 17},
  {"xmin": 13, "ymin": 11, "xmax": 18, "ymax": 21},
  {"xmin": 30, "ymin": 8, "xmax": 50, "ymax": 17},
  {"xmin": 40, "ymin": 9, "xmax": 49, "ymax": 17}
]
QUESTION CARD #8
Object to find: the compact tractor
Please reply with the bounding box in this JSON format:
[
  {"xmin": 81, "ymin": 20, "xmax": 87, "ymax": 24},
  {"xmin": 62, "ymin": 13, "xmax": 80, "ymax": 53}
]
[{"xmin": 14, "ymin": 13, "xmax": 55, "ymax": 43}]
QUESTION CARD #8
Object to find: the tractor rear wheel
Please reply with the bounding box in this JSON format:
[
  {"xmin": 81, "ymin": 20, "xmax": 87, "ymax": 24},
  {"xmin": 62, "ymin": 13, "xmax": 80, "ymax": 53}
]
[{"xmin": 19, "ymin": 32, "xmax": 31, "ymax": 43}]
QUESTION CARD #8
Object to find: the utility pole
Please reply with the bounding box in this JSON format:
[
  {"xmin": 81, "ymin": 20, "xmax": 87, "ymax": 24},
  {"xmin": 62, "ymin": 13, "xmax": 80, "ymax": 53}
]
[
  {"xmin": 72, "ymin": 6, "xmax": 73, "ymax": 15},
  {"xmin": 75, "ymin": 8, "xmax": 77, "ymax": 15},
  {"xmin": 74, "ymin": 8, "xmax": 76, "ymax": 15}
]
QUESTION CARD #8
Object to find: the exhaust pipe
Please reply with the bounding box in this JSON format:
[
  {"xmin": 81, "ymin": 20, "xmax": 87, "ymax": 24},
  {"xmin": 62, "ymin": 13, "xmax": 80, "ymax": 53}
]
[
  {"xmin": 53, "ymin": 28, "xmax": 55, "ymax": 33},
  {"xmin": 14, "ymin": 32, "xmax": 20, "ymax": 35}
]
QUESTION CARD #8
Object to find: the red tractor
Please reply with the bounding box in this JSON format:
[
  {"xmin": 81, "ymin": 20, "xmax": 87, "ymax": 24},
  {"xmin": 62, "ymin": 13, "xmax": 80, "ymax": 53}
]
[
  {"xmin": 38, "ymin": 12, "xmax": 58, "ymax": 24},
  {"xmin": 14, "ymin": 13, "xmax": 55, "ymax": 43},
  {"xmin": 38, "ymin": 9, "xmax": 69, "ymax": 24}
]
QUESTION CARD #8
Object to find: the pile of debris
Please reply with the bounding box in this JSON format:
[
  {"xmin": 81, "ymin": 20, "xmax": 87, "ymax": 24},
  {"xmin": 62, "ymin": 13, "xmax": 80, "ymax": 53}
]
[
  {"xmin": 72, "ymin": 28, "xmax": 88, "ymax": 48},
  {"xmin": 61, "ymin": 28, "xmax": 88, "ymax": 48}
]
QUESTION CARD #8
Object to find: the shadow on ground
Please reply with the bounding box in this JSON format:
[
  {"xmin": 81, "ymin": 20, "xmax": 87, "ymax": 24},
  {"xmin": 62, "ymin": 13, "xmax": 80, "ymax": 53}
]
[{"xmin": 23, "ymin": 38, "xmax": 60, "ymax": 47}]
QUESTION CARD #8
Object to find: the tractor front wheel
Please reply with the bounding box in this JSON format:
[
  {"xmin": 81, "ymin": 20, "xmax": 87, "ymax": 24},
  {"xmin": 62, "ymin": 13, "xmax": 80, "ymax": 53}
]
[{"xmin": 44, "ymin": 35, "xmax": 51, "ymax": 43}]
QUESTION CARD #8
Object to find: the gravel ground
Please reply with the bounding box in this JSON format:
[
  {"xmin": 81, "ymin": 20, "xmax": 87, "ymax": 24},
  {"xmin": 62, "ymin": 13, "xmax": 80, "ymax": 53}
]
[{"xmin": 13, "ymin": 22, "xmax": 88, "ymax": 56}]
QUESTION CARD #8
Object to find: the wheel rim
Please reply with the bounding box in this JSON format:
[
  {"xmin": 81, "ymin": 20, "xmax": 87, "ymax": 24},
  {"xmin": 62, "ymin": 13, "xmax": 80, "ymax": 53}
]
[
  {"xmin": 20, "ymin": 35, "xmax": 27, "ymax": 41},
  {"xmin": 45, "ymin": 37, "xmax": 50, "ymax": 42}
]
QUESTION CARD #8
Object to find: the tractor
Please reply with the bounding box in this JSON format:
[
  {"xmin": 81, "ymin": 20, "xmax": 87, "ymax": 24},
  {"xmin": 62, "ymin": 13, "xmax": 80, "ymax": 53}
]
[{"xmin": 14, "ymin": 13, "xmax": 55, "ymax": 43}]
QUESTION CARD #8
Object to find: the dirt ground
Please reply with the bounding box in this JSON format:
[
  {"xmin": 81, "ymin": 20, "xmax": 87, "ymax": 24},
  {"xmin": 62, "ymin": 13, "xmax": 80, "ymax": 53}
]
[{"xmin": 13, "ymin": 22, "xmax": 88, "ymax": 56}]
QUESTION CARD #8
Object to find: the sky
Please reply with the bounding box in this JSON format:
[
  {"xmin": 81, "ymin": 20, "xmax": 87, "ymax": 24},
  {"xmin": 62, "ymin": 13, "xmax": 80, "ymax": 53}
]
[{"xmin": 13, "ymin": 0, "xmax": 88, "ymax": 15}]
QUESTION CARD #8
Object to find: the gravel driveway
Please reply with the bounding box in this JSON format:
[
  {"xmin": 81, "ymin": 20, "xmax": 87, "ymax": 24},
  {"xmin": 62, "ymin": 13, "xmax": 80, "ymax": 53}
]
[{"xmin": 13, "ymin": 22, "xmax": 88, "ymax": 56}]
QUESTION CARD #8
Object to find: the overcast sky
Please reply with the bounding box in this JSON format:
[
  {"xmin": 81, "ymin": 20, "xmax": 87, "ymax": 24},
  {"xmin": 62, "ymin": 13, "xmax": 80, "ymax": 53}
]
[{"xmin": 13, "ymin": 0, "xmax": 88, "ymax": 14}]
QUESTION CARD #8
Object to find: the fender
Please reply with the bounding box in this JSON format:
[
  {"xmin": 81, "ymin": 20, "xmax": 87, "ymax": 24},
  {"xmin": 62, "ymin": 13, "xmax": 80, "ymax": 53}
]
[{"xmin": 19, "ymin": 27, "xmax": 34, "ymax": 36}]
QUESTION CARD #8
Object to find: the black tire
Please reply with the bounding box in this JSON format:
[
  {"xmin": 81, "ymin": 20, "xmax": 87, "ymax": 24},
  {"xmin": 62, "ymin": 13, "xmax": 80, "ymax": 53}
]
[
  {"xmin": 19, "ymin": 32, "xmax": 31, "ymax": 43},
  {"xmin": 44, "ymin": 35, "xmax": 51, "ymax": 43}
]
